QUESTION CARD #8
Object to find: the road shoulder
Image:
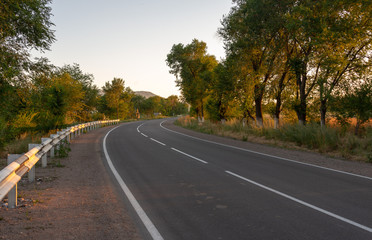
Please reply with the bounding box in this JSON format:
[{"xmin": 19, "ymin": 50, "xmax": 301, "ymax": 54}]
[{"xmin": 0, "ymin": 125, "xmax": 141, "ymax": 240}]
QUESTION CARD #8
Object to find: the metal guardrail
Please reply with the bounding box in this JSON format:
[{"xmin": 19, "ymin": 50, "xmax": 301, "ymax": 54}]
[{"xmin": 0, "ymin": 119, "xmax": 120, "ymax": 208}]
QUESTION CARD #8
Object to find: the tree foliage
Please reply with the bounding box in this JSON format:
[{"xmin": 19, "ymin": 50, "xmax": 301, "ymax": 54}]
[
  {"xmin": 165, "ymin": 0, "xmax": 371, "ymax": 132},
  {"xmin": 0, "ymin": 0, "xmax": 55, "ymax": 84},
  {"xmin": 166, "ymin": 39, "xmax": 218, "ymax": 122}
]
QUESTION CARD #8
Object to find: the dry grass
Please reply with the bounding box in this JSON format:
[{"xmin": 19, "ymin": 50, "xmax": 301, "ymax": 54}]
[{"xmin": 175, "ymin": 116, "xmax": 372, "ymax": 163}]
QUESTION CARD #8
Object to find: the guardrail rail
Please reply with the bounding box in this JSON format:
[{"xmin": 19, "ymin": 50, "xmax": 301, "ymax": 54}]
[{"xmin": 0, "ymin": 119, "xmax": 120, "ymax": 208}]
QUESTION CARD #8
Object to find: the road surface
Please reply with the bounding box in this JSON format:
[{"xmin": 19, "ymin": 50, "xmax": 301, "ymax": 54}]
[{"xmin": 103, "ymin": 119, "xmax": 372, "ymax": 240}]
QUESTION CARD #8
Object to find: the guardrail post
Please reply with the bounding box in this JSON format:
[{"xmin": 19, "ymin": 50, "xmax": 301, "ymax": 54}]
[
  {"xmin": 41, "ymin": 138, "xmax": 50, "ymax": 167},
  {"xmin": 57, "ymin": 131, "xmax": 65, "ymax": 150},
  {"xmin": 57, "ymin": 131, "xmax": 63, "ymax": 138},
  {"xmin": 67, "ymin": 129, "xmax": 71, "ymax": 143},
  {"xmin": 50, "ymin": 134, "xmax": 59, "ymax": 157},
  {"xmin": 28, "ymin": 144, "xmax": 38, "ymax": 182},
  {"xmin": 71, "ymin": 129, "xmax": 75, "ymax": 139},
  {"xmin": 7, "ymin": 154, "xmax": 22, "ymax": 208},
  {"xmin": 63, "ymin": 129, "xmax": 71, "ymax": 143}
]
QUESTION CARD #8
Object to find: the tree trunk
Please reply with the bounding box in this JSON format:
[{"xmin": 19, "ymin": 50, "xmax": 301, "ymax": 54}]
[
  {"xmin": 274, "ymin": 95, "xmax": 282, "ymax": 129},
  {"xmin": 295, "ymin": 72, "xmax": 307, "ymax": 125},
  {"xmin": 355, "ymin": 119, "xmax": 361, "ymax": 136},
  {"xmin": 274, "ymin": 117, "xmax": 279, "ymax": 129},
  {"xmin": 296, "ymin": 105, "xmax": 307, "ymax": 125},
  {"xmin": 320, "ymin": 99, "xmax": 327, "ymax": 128},
  {"xmin": 242, "ymin": 118, "xmax": 247, "ymax": 127},
  {"xmin": 274, "ymin": 69, "xmax": 288, "ymax": 129},
  {"xmin": 254, "ymin": 85, "xmax": 264, "ymax": 128},
  {"xmin": 255, "ymin": 98, "xmax": 263, "ymax": 127},
  {"xmin": 116, "ymin": 104, "xmax": 119, "ymax": 120},
  {"xmin": 200, "ymin": 98, "xmax": 204, "ymax": 123}
]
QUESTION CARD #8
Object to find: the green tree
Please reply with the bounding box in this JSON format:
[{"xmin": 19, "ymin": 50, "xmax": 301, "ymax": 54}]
[
  {"xmin": 101, "ymin": 78, "xmax": 132, "ymax": 119},
  {"xmin": 163, "ymin": 95, "xmax": 187, "ymax": 116},
  {"xmin": 35, "ymin": 73, "xmax": 84, "ymax": 129},
  {"xmin": 208, "ymin": 59, "xmax": 237, "ymax": 121},
  {"xmin": 0, "ymin": 0, "xmax": 55, "ymax": 145},
  {"xmin": 166, "ymin": 39, "xmax": 218, "ymax": 122},
  {"xmin": 285, "ymin": 0, "xmax": 371, "ymax": 125},
  {"xmin": 57, "ymin": 64, "xmax": 99, "ymax": 121},
  {"xmin": 219, "ymin": 0, "xmax": 292, "ymax": 126},
  {"xmin": 314, "ymin": 1, "xmax": 372, "ymax": 127},
  {"xmin": 0, "ymin": 0, "xmax": 55, "ymax": 84},
  {"xmin": 330, "ymin": 77, "xmax": 372, "ymax": 135}
]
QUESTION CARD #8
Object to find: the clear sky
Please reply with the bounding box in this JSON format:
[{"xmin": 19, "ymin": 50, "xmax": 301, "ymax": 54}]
[{"xmin": 33, "ymin": 0, "xmax": 234, "ymax": 98}]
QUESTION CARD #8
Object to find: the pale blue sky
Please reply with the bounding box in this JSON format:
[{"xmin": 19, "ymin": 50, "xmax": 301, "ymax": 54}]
[{"xmin": 33, "ymin": 0, "xmax": 233, "ymax": 97}]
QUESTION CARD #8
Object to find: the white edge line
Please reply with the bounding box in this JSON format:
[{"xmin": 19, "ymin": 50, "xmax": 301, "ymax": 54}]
[
  {"xmin": 225, "ymin": 170, "xmax": 372, "ymax": 233},
  {"xmin": 103, "ymin": 125, "xmax": 164, "ymax": 240},
  {"xmin": 150, "ymin": 138, "xmax": 166, "ymax": 146},
  {"xmin": 160, "ymin": 120, "xmax": 372, "ymax": 181},
  {"xmin": 141, "ymin": 133, "xmax": 148, "ymax": 138},
  {"xmin": 171, "ymin": 147, "xmax": 208, "ymax": 164}
]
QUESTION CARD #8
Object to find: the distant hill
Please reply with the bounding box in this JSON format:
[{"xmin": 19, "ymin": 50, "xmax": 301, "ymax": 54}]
[{"xmin": 134, "ymin": 91, "xmax": 158, "ymax": 99}]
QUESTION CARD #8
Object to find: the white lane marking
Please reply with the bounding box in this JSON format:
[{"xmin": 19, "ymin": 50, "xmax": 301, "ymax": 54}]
[
  {"xmin": 171, "ymin": 147, "xmax": 208, "ymax": 164},
  {"xmin": 160, "ymin": 120, "xmax": 372, "ymax": 181},
  {"xmin": 225, "ymin": 170, "xmax": 372, "ymax": 233},
  {"xmin": 150, "ymin": 138, "xmax": 166, "ymax": 146},
  {"xmin": 137, "ymin": 122, "xmax": 146, "ymax": 133},
  {"xmin": 103, "ymin": 125, "xmax": 164, "ymax": 240},
  {"xmin": 141, "ymin": 133, "xmax": 148, "ymax": 138}
]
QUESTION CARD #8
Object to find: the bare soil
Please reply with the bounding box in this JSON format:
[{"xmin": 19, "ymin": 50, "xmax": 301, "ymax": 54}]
[{"xmin": 0, "ymin": 125, "xmax": 141, "ymax": 240}]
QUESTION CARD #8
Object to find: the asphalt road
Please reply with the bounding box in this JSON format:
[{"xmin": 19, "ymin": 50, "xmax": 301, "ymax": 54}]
[{"xmin": 103, "ymin": 119, "xmax": 372, "ymax": 240}]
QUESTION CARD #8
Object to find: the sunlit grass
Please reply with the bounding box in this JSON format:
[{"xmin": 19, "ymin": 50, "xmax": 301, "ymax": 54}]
[{"xmin": 175, "ymin": 116, "xmax": 372, "ymax": 163}]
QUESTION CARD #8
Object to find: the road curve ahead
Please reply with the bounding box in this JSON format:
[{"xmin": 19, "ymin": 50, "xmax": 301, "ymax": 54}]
[{"xmin": 104, "ymin": 119, "xmax": 372, "ymax": 240}]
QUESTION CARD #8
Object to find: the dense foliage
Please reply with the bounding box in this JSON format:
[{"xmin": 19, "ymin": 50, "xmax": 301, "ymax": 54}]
[{"xmin": 167, "ymin": 0, "xmax": 372, "ymax": 134}]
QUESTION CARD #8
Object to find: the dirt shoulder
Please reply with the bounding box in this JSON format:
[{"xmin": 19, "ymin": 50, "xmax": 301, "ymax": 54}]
[
  {"xmin": 163, "ymin": 120, "xmax": 372, "ymax": 178},
  {"xmin": 0, "ymin": 125, "xmax": 141, "ymax": 240}
]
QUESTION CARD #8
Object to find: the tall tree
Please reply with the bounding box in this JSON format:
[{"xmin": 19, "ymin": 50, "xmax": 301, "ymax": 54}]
[
  {"xmin": 314, "ymin": 0, "xmax": 372, "ymax": 127},
  {"xmin": 219, "ymin": 0, "xmax": 292, "ymax": 126},
  {"xmin": 57, "ymin": 64, "xmax": 99, "ymax": 121},
  {"xmin": 166, "ymin": 39, "xmax": 218, "ymax": 122},
  {"xmin": 101, "ymin": 78, "xmax": 132, "ymax": 119},
  {"xmin": 285, "ymin": 0, "xmax": 371, "ymax": 125},
  {"xmin": 209, "ymin": 58, "xmax": 238, "ymax": 121},
  {"xmin": 0, "ymin": 0, "xmax": 55, "ymax": 84}
]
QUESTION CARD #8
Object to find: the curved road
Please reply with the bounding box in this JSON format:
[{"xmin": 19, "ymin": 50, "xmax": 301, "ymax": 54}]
[{"xmin": 103, "ymin": 119, "xmax": 372, "ymax": 240}]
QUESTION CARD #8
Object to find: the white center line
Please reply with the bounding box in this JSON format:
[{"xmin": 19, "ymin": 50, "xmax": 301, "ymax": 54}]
[
  {"xmin": 225, "ymin": 170, "xmax": 372, "ymax": 233},
  {"xmin": 141, "ymin": 133, "xmax": 148, "ymax": 138},
  {"xmin": 171, "ymin": 148, "xmax": 208, "ymax": 164},
  {"xmin": 150, "ymin": 138, "xmax": 166, "ymax": 146},
  {"xmin": 137, "ymin": 122, "xmax": 146, "ymax": 133}
]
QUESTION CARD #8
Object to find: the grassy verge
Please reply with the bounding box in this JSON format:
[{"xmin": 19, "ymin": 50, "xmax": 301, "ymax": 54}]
[{"xmin": 175, "ymin": 116, "xmax": 372, "ymax": 163}]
